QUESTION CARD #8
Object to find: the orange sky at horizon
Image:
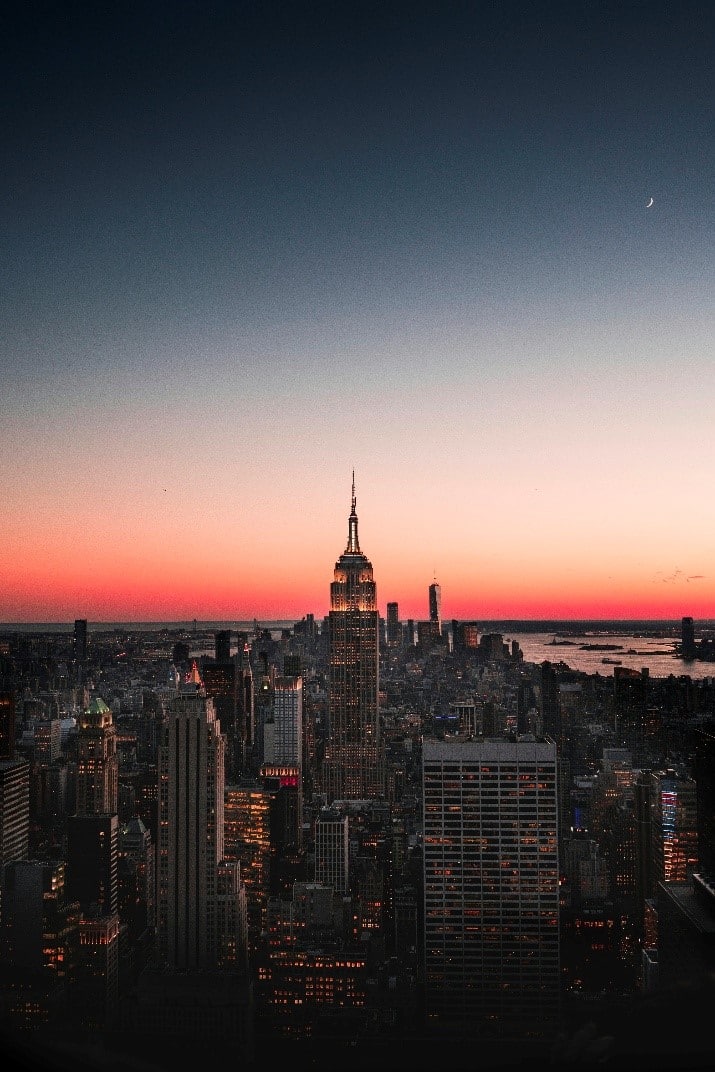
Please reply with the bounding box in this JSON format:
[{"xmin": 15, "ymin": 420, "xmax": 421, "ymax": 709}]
[
  {"xmin": 2, "ymin": 467, "xmax": 712, "ymax": 623},
  {"xmin": 2, "ymin": 550, "xmax": 711, "ymax": 624}
]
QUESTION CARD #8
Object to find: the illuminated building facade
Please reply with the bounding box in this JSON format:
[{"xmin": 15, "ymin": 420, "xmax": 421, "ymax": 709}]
[
  {"xmin": 422, "ymin": 737, "xmax": 560, "ymax": 1035},
  {"xmin": 67, "ymin": 697, "xmax": 119, "ymax": 920},
  {"xmin": 324, "ymin": 477, "xmax": 381, "ymax": 801},
  {"xmin": 260, "ymin": 763, "xmax": 303, "ymax": 856},
  {"xmin": 157, "ymin": 691, "xmax": 226, "ymax": 969},
  {"xmin": 75, "ymin": 697, "xmax": 118, "ymax": 816},
  {"xmin": 33, "ymin": 718, "xmax": 61, "ymax": 764},
  {"xmin": 266, "ymin": 675, "xmax": 303, "ymax": 768},
  {"xmin": 0, "ymin": 860, "xmax": 78, "ymax": 980},
  {"xmin": 224, "ymin": 781, "xmax": 272, "ymax": 950},
  {"xmin": 255, "ymin": 949, "xmax": 368, "ymax": 1039},
  {"xmin": 0, "ymin": 859, "xmax": 79, "ymax": 1032},
  {"xmin": 650, "ymin": 769, "xmax": 698, "ymax": 889}
]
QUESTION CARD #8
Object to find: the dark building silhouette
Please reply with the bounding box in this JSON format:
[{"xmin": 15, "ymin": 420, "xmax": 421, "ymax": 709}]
[
  {"xmin": 172, "ymin": 640, "xmax": 191, "ymax": 668},
  {"xmin": 682, "ymin": 616, "xmax": 697, "ymax": 659},
  {"xmin": 428, "ymin": 580, "xmax": 442, "ymax": 644},
  {"xmin": 386, "ymin": 602, "xmax": 400, "ymax": 648},
  {"xmin": 694, "ymin": 725, "xmax": 715, "ymax": 882},
  {"xmin": 65, "ymin": 692, "xmax": 120, "ymax": 1002},
  {"xmin": 0, "ymin": 691, "xmax": 15, "ymax": 762},
  {"xmin": 215, "ymin": 629, "xmax": 232, "ymax": 663},
  {"xmin": 66, "ymin": 813, "xmax": 119, "ymax": 916},
  {"xmin": 73, "ymin": 619, "xmax": 88, "ymax": 686}
]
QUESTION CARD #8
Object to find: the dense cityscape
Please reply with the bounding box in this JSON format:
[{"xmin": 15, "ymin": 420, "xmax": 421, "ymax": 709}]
[
  {"xmin": 1, "ymin": 489, "xmax": 714, "ymax": 1071},
  {"xmin": 4, "ymin": 2, "xmax": 713, "ymax": 1069}
]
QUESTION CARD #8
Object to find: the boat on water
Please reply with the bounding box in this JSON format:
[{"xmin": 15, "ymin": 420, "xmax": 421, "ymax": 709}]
[{"xmin": 602, "ymin": 657, "xmax": 623, "ymax": 665}]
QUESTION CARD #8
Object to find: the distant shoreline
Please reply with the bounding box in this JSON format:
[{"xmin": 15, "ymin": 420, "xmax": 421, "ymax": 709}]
[{"xmin": 1, "ymin": 618, "xmax": 712, "ymax": 634}]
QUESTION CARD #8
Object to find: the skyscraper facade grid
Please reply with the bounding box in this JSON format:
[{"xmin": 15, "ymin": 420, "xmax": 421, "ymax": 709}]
[
  {"xmin": 323, "ymin": 477, "xmax": 382, "ymax": 801},
  {"xmin": 157, "ymin": 690, "xmax": 226, "ymax": 969},
  {"xmin": 422, "ymin": 737, "xmax": 560, "ymax": 1036}
]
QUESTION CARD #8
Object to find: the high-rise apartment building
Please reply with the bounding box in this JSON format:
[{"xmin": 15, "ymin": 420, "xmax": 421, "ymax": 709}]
[
  {"xmin": 0, "ymin": 859, "xmax": 78, "ymax": 980},
  {"xmin": 694, "ymin": 725, "xmax": 715, "ymax": 882},
  {"xmin": 650, "ymin": 769, "xmax": 698, "ymax": 889},
  {"xmin": 224, "ymin": 780, "xmax": 273, "ymax": 949},
  {"xmin": 323, "ymin": 477, "xmax": 381, "ymax": 801},
  {"xmin": 0, "ymin": 757, "xmax": 30, "ymax": 866},
  {"xmin": 215, "ymin": 629, "xmax": 232, "ymax": 663},
  {"xmin": 422, "ymin": 736, "xmax": 560, "ymax": 1036},
  {"xmin": 75, "ymin": 697, "xmax": 118, "ymax": 816},
  {"xmin": 67, "ymin": 696, "xmax": 120, "ymax": 917},
  {"xmin": 265, "ymin": 675, "xmax": 302, "ymax": 768},
  {"xmin": 386, "ymin": 602, "xmax": 400, "ymax": 648},
  {"xmin": 681, "ymin": 616, "xmax": 697, "ymax": 659},
  {"xmin": 157, "ymin": 690, "xmax": 226, "ymax": 969},
  {"xmin": 428, "ymin": 579, "xmax": 442, "ymax": 636},
  {"xmin": 67, "ymin": 812, "xmax": 119, "ymax": 917},
  {"xmin": 0, "ymin": 661, "xmax": 15, "ymax": 759},
  {"xmin": 314, "ymin": 807, "xmax": 349, "ymax": 895},
  {"xmin": 74, "ymin": 619, "xmax": 88, "ymax": 685}
]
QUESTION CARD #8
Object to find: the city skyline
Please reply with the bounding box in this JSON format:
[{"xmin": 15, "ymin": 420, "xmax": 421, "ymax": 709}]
[{"xmin": 3, "ymin": 2, "xmax": 713, "ymax": 623}]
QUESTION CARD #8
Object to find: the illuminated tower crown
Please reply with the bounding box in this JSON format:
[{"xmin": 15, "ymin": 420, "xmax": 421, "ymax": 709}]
[{"xmin": 324, "ymin": 474, "xmax": 382, "ymax": 801}]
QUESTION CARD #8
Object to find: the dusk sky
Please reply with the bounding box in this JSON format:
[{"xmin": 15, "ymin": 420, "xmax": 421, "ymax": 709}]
[{"xmin": 2, "ymin": 1, "xmax": 713, "ymax": 623}]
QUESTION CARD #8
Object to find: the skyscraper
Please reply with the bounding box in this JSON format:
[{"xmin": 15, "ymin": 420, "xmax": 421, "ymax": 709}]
[
  {"xmin": 215, "ymin": 629, "xmax": 232, "ymax": 663},
  {"xmin": 650, "ymin": 768, "xmax": 698, "ymax": 889},
  {"xmin": 314, "ymin": 807, "xmax": 350, "ymax": 895},
  {"xmin": 157, "ymin": 690, "xmax": 226, "ymax": 969},
  {"xmin": 0, "ymin": 649, "xmax": 15, "ymax": 761},
  {"xmin": 265, "ymin": 675, "xmax": 303, "ymax": 768},
  {"xmin": 0, "ymin": 757, "xmax": 29, "ymax": 866},
  {"xmin": 323, "ymin": 476, "xmax": 381, "ymax": 801},
  {"xmin": 75, "ymin": 697, "xmax": 119, "ymax": 816},
  {"xmin": 428, "ymin": 578, "xmax": 441, "ymax": 638},
  {"xmin": 386, "ymin": 602, "xmax": 400, "ymax": 649},
  {"xmin": 67, "ymin": 697, "xmax": 119, "ymax": 917},
  {"xmin": 422, "ymin": 736, "xmax": 560, "ymax": 1036},
  {"xmin": 681, "ymin": 616, "xmax": 697, "ymax": 659},
  {"xmin": 73, "ymin": 619, "xmax": 88, "ymax": 685}
]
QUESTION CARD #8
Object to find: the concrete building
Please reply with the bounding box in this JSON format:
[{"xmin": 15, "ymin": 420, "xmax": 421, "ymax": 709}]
[
  {"xmin": 157, "ymin": 690, "xmax": 226, "ymax": 969},
  {"xmin": 422, "ymin": 736, "xmax": 560, "ymax": 1036}
]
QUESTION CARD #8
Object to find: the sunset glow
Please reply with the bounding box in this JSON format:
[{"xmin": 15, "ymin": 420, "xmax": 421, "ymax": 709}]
[{"xmin": 2, "ymin": 3, "xmax": 712, "ymax": 625}]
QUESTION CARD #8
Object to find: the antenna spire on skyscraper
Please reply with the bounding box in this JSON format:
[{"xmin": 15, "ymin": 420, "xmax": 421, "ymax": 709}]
[{"xmin": 346, "ymin": 470, "xmax": 360, "ymax": 553}]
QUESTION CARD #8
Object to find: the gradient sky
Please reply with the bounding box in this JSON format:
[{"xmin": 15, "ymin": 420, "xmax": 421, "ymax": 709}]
[{"xmin": 2, "ymin": 0, "xmax": 713, "ymax": 622}]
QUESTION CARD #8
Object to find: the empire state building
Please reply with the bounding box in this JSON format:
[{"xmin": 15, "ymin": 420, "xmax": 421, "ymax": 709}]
[{"xmin": 323, "ymin": 477, "xmax": 382, "ymax": 801}]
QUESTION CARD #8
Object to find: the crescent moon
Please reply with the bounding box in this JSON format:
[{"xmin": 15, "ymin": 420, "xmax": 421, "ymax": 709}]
[{"xmin": 646, "ymin": 197, "xmax": 654, "ymax": 207}]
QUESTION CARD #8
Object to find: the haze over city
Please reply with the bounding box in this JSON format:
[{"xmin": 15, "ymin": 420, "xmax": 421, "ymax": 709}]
[{"xmin": 2, "ymin": 1, "xmax": 713, "ymax": 623}]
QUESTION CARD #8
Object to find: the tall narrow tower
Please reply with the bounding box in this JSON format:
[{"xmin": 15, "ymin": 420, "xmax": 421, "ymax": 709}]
[
  {"xmin": 67, "ymin": 696, "xmax": 119, "ymax": 917},
  {"xmin": 157, "ymin": 690, "xmax": 226, "ymax": 968},
  {"xmin": 428, "ymin": 577, "xmax": 442, "ymax": 643},
  {"xmin": 324, "ymin": 475, "xmax": 381, "ymax": 801}
]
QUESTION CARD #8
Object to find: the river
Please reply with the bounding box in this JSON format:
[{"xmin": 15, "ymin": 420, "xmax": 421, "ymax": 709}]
[{"xmin": 501, "ymin": 631, "xmax": 713, "ymax": 680}]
